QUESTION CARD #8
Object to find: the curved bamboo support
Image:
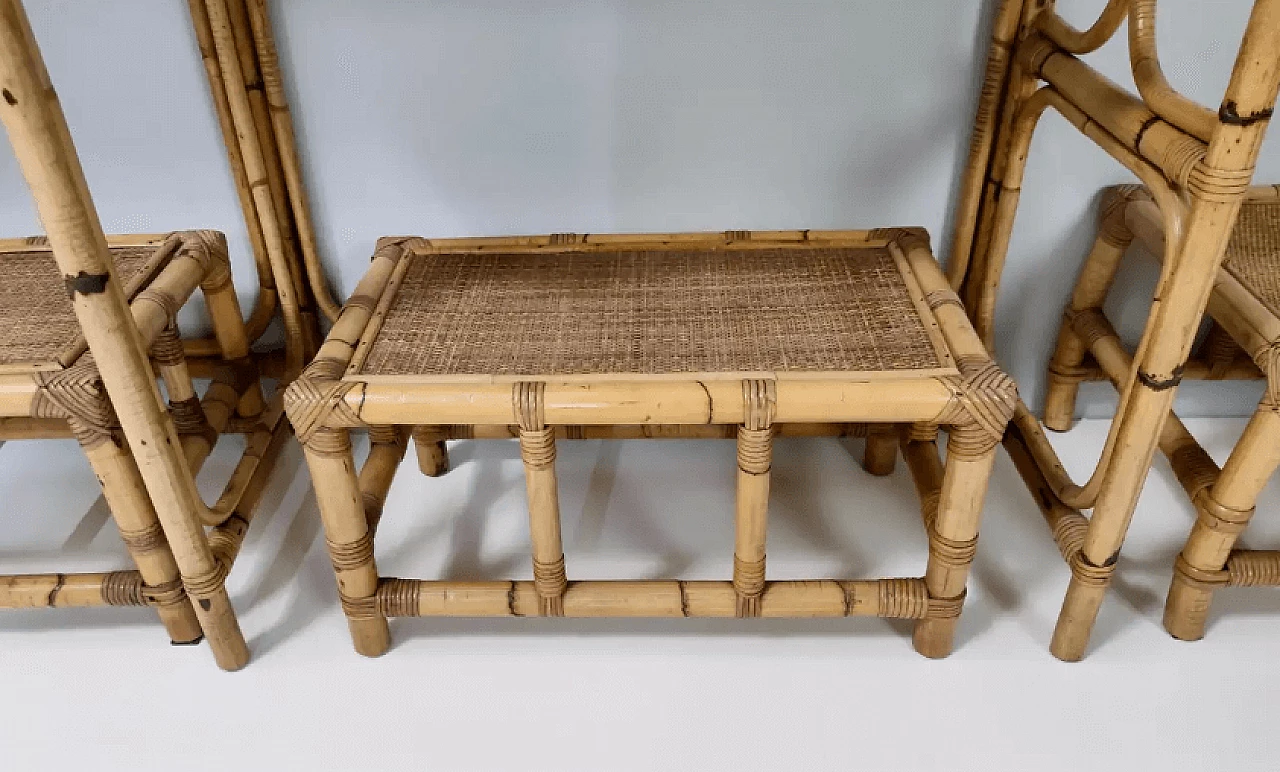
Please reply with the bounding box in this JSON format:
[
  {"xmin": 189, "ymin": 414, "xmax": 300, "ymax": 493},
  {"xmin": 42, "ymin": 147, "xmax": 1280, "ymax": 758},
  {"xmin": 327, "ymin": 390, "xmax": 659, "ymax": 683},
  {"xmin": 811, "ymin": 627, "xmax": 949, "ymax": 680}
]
[
  {"xmin": 1036, "ymin": 0, "xmax": 1129, "ymax": 55},
  {"xmin": 973, "ymin": 82, "xmax": 1187, "ymax": 513},
  {"xmin": 1128, "ymin": 0, "xmax": 1218, "ymax": 143},
  {"xmin": 0, "ymin": 0, "xmax": 248, "ymax": 670}
]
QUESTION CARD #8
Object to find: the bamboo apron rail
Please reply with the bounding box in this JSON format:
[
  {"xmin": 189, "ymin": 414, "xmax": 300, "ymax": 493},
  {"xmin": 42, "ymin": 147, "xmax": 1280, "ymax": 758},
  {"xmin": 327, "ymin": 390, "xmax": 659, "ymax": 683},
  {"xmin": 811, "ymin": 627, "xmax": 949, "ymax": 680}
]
[
  {"xmin": 952, "ymin": 0, "xmax": 1280, "ymax": 660},
  {"xmin": 284, "ymin": 229, "xmax": 1017, "ymax": 658}
]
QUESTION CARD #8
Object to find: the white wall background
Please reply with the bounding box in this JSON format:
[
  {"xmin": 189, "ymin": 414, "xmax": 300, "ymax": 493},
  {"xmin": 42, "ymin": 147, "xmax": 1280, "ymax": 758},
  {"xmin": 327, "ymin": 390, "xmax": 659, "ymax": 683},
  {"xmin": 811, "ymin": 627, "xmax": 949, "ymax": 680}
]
[{"xmin": 1, "ymin": 0, "xmax": 1275, "ymax": 417}]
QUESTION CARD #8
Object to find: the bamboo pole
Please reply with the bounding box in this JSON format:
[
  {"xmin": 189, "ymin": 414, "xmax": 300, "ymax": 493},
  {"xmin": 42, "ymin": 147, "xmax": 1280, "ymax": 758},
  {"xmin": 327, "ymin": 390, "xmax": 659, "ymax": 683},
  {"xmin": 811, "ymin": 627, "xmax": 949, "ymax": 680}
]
[
  {"xmin": 0, "ymin": 0, "xmax": 248, "ymax": 670},
  {"xmin": 1054, "ymin": 0, "xmax": 1280, "ymax": 662},
  {"xmin": 202, "ymin": 0, "xmax": 307, "ymax": 376},
  {"xmin": 244, "ymin": 0, "xmax": 341, "ymax": 322},
  {"xmin": 375, "ymin": 578, "xmax": 935, "ymax": 619},
  {"xmin": 947, "ymin": 0, "xmax": 1023, "ymax": 289}
]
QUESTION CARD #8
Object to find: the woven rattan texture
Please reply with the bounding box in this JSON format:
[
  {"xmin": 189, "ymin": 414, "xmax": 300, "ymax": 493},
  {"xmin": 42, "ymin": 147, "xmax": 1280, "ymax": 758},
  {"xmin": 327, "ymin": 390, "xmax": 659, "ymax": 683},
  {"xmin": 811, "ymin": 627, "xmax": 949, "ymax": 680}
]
[
  {"xmin": 1225, "ymin": 200, "xmax": 1280, "ymax": 321},
  {"xmin": 359, "ymin": 246, "xmax": 945, "ymax": 379},
  {"xmin": 0, "ymin": 245, "xmax": 155, "ymax": 368}
]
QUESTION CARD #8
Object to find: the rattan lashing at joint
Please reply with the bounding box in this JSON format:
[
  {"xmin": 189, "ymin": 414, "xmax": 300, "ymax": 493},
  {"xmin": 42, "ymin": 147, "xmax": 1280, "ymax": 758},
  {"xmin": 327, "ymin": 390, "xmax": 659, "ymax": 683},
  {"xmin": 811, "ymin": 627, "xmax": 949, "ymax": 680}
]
[
  {"xmin": 934, "ymin": 357, "xmax": 1017, "ymax": 456},
  {"xmin": 31, "ymin": 357, "xmax": 119, "ymax": 448},
  {"xmin": 1171, "ymin": 553, "xmax": 1229, "ymax": 591},
  {"xmin": 1193, "ymin": 489, "xmax": 1253, "ymax": 537},
  {"xmin": 1067, "ymin": 551, "xmax": 1116, "ymax": 588},
  {"xmin": 283, "ymin": 367, "xmax": 366, "ymax": 447},
  {"xmin": 327, "ymin": 531, "xmax": 376, "ymax": 573}
]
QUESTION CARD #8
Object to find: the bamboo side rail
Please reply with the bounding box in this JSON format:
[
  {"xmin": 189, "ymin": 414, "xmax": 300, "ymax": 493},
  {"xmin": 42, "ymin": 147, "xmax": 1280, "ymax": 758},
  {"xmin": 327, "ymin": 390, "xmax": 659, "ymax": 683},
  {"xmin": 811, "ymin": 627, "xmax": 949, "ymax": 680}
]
[{"xmin": 956, "ymin": 0, "xmax": 1280, "ymax": 660}]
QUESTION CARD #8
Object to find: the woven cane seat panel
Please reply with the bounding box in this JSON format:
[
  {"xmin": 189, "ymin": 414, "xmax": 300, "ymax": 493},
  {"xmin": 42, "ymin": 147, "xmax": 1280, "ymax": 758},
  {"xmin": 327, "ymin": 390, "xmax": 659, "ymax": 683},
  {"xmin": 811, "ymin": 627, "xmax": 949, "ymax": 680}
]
[
  {"xmin": 1225, "ymin": 199, "xmax": 1280, "ymax": 321},
  {"xmin": 0, "ymin": 245, "xmax": 157, "ymax": 370},
  {"xmin": 357, "ymin": 245, "xmax": 951, "ymax": 382}
]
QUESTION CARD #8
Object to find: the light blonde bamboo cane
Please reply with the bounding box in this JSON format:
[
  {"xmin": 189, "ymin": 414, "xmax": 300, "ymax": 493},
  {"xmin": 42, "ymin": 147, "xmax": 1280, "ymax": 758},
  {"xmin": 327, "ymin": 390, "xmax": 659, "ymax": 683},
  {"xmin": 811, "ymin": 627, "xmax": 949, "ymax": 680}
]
[
  {"xmin": 84, "ymin": 437, "xmax": 202, "ymax": 643},
  {"xmin": 0, "ymin": 0, "xmax": 249, "ymax": 670},
  {"xmin": 410, "ymin": 426, "xmax": 449, "ymax": 477},
  {"xmin": 376, "ymin": 578, "xmax": 935, "ymax": 619},
  {"xmin": 947, "ymin": 0, "xmax": 1024, "ymax": 289},
  {"xmin": 245, "ymin": 0, "xmax": 342, "ymax": 322},
  {"xmin": 1035, "ymin": 0, "xmax": 1128, "ymax": 55},
  {"xmin": 360, "ymin": 426, "xmax": 407, "ymax": 533},
  {"xmin": 862, "ymin": 424, "xmax": 898, "ymax": 476},
  {"xmin": 1165, "ymin": 406, "xmax": 1280, "ymax": 640},
  {"xmin": 303, "ymin": 429, "xmax": 389, "ymax": 656},
  {"xmin": 203, "ymin": 0, "xmax": 306, "ymax": 376},
  {"xmin": 1128, "ymin": 0, "xmax": 1217, "ymax": 143},
  {"xmin": 0, "ymin": 572, "xmax": 150, "ymax": 609},
  {"xmin": 186, "ymin": 0, "xmax": 275, "ymax": 331},
  {"xmin": 1053, "ymin": 0, "xmax": 1280, "ymax": 662}
]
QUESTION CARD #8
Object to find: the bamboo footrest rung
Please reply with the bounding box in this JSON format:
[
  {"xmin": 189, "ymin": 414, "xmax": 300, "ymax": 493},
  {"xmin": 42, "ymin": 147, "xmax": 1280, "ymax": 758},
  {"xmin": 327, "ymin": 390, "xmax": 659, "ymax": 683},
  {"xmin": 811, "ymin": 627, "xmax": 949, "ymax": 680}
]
[
  {"xmin": 1226, "ymin": 550, "xmax": 1280, "ymax": 587},
  {"xmin": 374, "ymin": 578, "xmax": 940, "ymax": 620}
]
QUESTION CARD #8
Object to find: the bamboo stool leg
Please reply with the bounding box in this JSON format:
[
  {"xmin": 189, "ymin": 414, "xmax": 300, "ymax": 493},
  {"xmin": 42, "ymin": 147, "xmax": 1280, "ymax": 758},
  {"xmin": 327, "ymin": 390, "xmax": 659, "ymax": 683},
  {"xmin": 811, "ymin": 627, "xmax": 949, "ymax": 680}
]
[
  {"xmin": 361, "ymin": 426, "xmax": 408, "ymax": 533},
  {"xmin": 515, "ymin": 383, "xmax": 567, "ymax": 617},
  {"xmin": 1043, "ymin": 186, "xmax": 1141, "ymax": 431},
  {"xmin": 303, "ymin": 427, "xmax": 389, "ymax": 656},
  {"xmin": 913, "ymin": 426, "xmax": 997, "ymax": 658},
  {"xmin": 862, "ymin": 423, "xmax": 898, "ymax": 476},
  {"xmin": 735, "ymin": 380, "xmax": 775, "ymax": 617},
  {"xmin": 0, "ymin": 0, "xmax": 248, "ymax": 670},
  {"xmin": 196, "ymin": 230, "xmax": 265, "ymax": 418},
  {"xmin": 1164, "ymin": 402, "xmax": 1280, "ymax": 639},
  {"xmin": 411, "ymin": 426, "xmax": 450, "ymax": 478},
  {"xmin": 81, "ymin": 425, "xmax": 202, "ymax": 643}
]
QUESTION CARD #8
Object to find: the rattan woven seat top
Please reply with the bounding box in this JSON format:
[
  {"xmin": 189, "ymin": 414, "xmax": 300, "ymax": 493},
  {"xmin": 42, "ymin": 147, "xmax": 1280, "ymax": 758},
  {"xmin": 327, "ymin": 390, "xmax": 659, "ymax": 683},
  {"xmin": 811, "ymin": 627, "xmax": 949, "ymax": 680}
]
[
  {"xmin": 1224, "ymin": 198, "xmax": 1280, "ymax": 321},
  {"xmin": 0, "ymin": 242, "xmax": 164, "ymax": 373},
  {"xmin": 349, "ymin": 234, "xmax": 957, "ymax": 383}
]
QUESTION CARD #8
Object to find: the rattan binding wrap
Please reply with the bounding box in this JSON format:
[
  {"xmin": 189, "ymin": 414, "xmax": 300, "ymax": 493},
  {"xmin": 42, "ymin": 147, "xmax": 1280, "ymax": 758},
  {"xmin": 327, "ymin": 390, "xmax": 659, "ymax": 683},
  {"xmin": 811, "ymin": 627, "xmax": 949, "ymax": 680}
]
[{"xmin": 358, "ymin": 246, "xmax": 947, "ymax": 381}]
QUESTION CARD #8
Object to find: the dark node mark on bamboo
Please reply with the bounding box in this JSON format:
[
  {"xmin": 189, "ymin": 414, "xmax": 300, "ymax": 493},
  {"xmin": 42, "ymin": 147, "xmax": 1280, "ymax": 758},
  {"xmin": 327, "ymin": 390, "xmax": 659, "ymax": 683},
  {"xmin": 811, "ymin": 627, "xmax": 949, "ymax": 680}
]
[
  {"xmin": 2, "ymin": 88, "xmax": 16, "ymax": 106},
  {"xmin": 46, "ymin": 573, "xmax": 65, "ymax": 607},
  {"xmin": 170, "ymin": 634, "xmax": 205, "ymax": 647},
  {"xmin": 695, "ymin": 381, "xmax": 714, "ymax": 423},
  {"xmin": 1138, "ymin": 363, "xmax": 1185, "ymax": 391},
  {"xmin": 63, "ymin": 271, "xmax": 110, "ymax": 299},
  {"xmin": 199, "ymin": 599, "xmax": 212, "ymax": 611},
  {"xmin": 1133, "ymin": 115, "xmax": 1162, "ymax": 151},
  {"xmin": 1219, "ymin": 101, "xmax": 1273, "ymax": 127}
]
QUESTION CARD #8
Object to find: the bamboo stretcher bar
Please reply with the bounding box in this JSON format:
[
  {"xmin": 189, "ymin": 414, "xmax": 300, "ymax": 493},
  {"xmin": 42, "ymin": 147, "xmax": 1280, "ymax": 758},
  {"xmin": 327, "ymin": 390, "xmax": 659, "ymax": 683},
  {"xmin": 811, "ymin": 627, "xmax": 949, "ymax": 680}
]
[{"xmin": 374, "ymin": 578, "xmax": 936, "ymax": 619}]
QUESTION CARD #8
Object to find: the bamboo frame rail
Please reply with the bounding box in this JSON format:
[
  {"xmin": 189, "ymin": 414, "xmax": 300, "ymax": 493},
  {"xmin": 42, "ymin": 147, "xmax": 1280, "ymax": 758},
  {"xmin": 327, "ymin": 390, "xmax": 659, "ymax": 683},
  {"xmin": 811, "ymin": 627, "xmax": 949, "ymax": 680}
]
[
  {"xmin": 954, "ymin": 0, "xmax": 1280, "ymax": 660},
  {"xmin": 285, "ymin": 228, "xmax": 1016, "ymax": 658},
  {"xmin": 0, "ymin": 1, "xmax": 291, "ymax": 671}
]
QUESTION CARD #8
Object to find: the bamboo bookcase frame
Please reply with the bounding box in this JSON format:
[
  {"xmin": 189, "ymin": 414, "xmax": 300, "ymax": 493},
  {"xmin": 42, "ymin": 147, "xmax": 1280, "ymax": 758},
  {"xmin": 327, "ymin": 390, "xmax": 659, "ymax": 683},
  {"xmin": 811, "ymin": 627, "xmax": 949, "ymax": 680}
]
[
  {"xmin": 0, "ymin": 0, "xmax": 292, "ymax": 671},
  {"xmin": 953, "ymin": 0, "xmax": 1280, "ymax": 660},
  {"xmin": 1045, "ymin": 185, "xmax": 1280, "ymax": 640},
  {"xmin": 284, "ymin": 229, "xmax": 1016, "ymax": 659}
]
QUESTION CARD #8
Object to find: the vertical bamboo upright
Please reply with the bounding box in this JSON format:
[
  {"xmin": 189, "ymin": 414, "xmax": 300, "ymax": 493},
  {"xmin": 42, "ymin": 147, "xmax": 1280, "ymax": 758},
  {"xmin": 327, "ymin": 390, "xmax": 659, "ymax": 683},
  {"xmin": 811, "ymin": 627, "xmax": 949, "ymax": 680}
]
[
  {"xmin": 187, "ymin": 0, "xmax": 340, "ymax": 376},
  {"xmin": 0, "ymin": 0, "xmax": 249, "ymax": 669},
  {"xmin": 953, "ymin": 0, "xmax": 1280, "ymax": 659}
]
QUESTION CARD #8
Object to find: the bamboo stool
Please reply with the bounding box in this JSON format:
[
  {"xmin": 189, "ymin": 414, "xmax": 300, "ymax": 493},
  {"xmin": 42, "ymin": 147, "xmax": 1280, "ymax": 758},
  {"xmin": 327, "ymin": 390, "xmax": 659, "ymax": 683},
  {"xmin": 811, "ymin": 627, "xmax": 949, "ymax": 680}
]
[
  {"xmin": 284, "ymin": 228, "xmax": 1017, "ymax": 659},
  {"xmin": 950, "ymin": 0, "xmax": 1280, "ymax": 659},
  {"xmin": 0, "ymin": 0, "xmax": 289, "ymax": 670},
  {"xmin": 1045, "ymin": 184, "xmax": 1280, "ymax": 640}
]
